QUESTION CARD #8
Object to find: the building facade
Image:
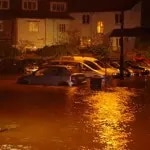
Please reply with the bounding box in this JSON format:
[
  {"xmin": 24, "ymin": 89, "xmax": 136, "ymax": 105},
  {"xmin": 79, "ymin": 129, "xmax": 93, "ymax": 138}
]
[
  {"xmin": 0, "ymin": 0, "xmax": 145, "ymax": 54},
  {"xmin": 0, "ymin": 0, "xmax": 72, "ymax": 51},
  {"xmin": 69, "ymin": 0, "xmax": 142, "ymax": 54}
]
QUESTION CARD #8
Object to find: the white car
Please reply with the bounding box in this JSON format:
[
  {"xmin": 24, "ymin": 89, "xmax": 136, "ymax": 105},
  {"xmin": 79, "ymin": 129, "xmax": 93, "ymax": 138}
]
[
  {"xmin": 17, "ymin": 65, "xmax": 87, "ymax": 86},
  {"xmin": 53, "ymin": 56, "xmax": 119, "ymax": 77},
  {"xmin": 49, "ymin": 59, "xmax": 105, "ymax": 78}
]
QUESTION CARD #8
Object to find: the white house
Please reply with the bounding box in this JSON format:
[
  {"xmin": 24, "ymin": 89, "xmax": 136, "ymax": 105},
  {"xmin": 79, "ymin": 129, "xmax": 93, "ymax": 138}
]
[
  {"xmin": 0, "ymin": 0, "xmax": 148, "ymax": 57},
  {"xmin": 0, "ymin": 0, "xmax": 73, "ymax": 51},
  {"xmin": 16, "ymin": 18, "xmax": 71, "ymax": 50},
  {"xmin": 69, "ymin": 0, "xmax": 142, "ymax": 55}
]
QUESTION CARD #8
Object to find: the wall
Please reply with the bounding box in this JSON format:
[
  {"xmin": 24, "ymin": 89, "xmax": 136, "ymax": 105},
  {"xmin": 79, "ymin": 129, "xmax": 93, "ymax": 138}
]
[
  {"xmin": 16, "ymin": 18, "xmax": 71, "ymax": 50},
  {"xmin": 69, "ymin": 1, "xmax": 141, "ymax": 50}
]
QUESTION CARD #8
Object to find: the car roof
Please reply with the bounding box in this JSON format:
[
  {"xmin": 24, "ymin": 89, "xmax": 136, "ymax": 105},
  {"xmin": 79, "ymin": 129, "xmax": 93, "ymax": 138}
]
[{"xmin": 45, "ymin": 64, "xmax": 71, "ymax": 68}]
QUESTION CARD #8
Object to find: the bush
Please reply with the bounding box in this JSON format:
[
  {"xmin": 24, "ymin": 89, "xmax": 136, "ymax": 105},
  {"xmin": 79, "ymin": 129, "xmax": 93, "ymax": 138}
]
[
  {"xmin": 36, "ymin": 44, "xmax": 80, "ymax": 59},
  {"xmin": 0, "ymin": 43, "xmax": 19, "ymax": 58},
  {"xmin": 85, "ymin": 44, "xmax": 110, "ymax": 60}
]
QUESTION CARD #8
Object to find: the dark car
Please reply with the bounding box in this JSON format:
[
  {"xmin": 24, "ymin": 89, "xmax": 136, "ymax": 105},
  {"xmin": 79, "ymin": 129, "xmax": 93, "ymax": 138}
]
[
  {"xmin": 110, "ymin": 61, "xmax": 132, "ymax": 77},
  {"xmin": 17, "ymin": 65, "xmax": 87, "ymax": 86},
  {"xmin": 124, "ymin": 60, "xmax": 149, "ymax": 76}
]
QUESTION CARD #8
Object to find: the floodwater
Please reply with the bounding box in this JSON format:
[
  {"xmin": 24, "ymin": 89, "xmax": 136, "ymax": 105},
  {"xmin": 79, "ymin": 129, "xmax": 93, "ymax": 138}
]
[{"xmin": 0, "ymin": 77, "xmax": 150, "ymax": 150}]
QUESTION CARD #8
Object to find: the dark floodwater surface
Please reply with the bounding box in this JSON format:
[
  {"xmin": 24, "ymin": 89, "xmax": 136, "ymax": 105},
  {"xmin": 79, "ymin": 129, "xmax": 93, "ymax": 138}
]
[{"xmin": 0, "ymin": 77, "xmax": 150, "ymax": 150}]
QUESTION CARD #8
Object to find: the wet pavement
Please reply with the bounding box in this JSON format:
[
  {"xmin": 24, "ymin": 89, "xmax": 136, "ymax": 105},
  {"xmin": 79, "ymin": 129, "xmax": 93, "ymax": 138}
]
[{"xmin": 0, "ymin": 75, "xmax": 150, "ymax": 150}]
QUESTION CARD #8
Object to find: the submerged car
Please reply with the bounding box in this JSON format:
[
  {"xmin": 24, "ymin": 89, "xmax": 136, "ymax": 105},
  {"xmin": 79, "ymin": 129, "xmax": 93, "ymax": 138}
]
[
  {"xmin": 24, "ymin": 63, "xmax": 39, "ymax": 75},
  {"xmin": 110, "ymin": 61, "xmax": 133, "ymax": 77},
  {"xmin": 17, "ymin": 65, "xmax": 87, "ymax": 86},
  {"xmin": 124, "ymin": 60, "xmax": 150, "ymax": 76}
]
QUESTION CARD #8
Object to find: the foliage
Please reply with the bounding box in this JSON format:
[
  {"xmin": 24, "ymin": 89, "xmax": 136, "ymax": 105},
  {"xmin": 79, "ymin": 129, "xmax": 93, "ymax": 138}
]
[
  {"xmin": 16, "ymin": 40, "xmax": 35, "ymax": 52},
  {"xmin": 135, "ymin": 36, "xmax": 150, "ymax": 58},
  {"xmin": 67, "ymin": 30, "xmax": 80, "ymax": 47},
  {"xmin": 36, "ymin": 44, "xmax": 80, "ymax": 59},
  {"xmin": 0, "ymin": 43, "xmax": 20, "ymax": 58},
  {"xmin": 85, "ymin": 44, "xmax": 110, "ymax": 60}
]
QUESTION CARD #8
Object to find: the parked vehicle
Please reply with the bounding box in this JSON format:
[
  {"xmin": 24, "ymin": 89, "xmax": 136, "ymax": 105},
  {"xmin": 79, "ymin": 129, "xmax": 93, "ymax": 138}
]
[
  {"xmin": 49, "ymin": 59, "xmax": 105, "ymax": 78},
  {"xmin": 110, "ymin": 61, "xmax": 133, "ymax": 77},
  {"xmin": 17, "ymin": 65, "xmax": 87, "ymax": 86},
  {"xmin": 64, "ymin": 56, "xmax": 119, "ymax": 77},
  {"xmin": 24, "ymin": 63, "xmax": 39, "ymax": 75},
  {"xmin": 93, "ymin": 59, "xmax": 120, "ymax": 77},
  {"xmin": 0, "ymin": 58, "xmax": 24, "ymax": 74},
  {"xmin": 22, "ymin": 58, "xmax": 44, "ymax": 75},
  {"xmin": 50, "ymin": 56, "xmax": 119, "ymax": 78},
  {"xmin": 124, "ymin": 60, "xmax": 149, "ymax": 76}
]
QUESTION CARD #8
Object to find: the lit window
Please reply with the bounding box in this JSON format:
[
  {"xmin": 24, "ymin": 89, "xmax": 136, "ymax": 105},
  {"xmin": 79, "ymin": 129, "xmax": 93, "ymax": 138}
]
[
  {"xmin": 111, "ymin": 37, "xmax": 120, "ymax": 51},
  {"xmin": 50, "ymin": 2, "xmax": 67, "ymax": 12},
  {"xmin": 22, "ymin": 0, "xmax": 38, "ymax": 10},
  {"xmin": 0, "ymin": 0, "xmax": 9, "ymax": 9},
  {"xmin": 59, "ymin": 24, "xmax": 66, "ymax": 32},
  {"xmin": 29, "ymin": 21, "xmax": 39, "ymax": 32},
  {"xmin": 82, "ymin": 15, "xmax": 90, "ymax": 24},
  {"xmin": 115, "ymin": 13, "xmax": 122, "ymax": 25},
  {"xmin": 116, "ymin": 38, "xmax": 120, "ymax": 47},
  {"xmin": 97, "ymin": 21, "xmax": 104, "ymax": 34},
  {"xmin": 80, "ymin": 36, "xmax": 91, "ymax": 47},
  {"xmin": 0, "ymin": 21, "xmax": 3, "ymax": 32}
]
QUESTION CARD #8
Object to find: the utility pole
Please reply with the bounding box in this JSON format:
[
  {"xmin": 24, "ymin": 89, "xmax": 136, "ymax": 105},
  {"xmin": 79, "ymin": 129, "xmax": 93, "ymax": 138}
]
[{"xmin": 119, "ymin": 10, "xmax": 124, "ymax": 79}]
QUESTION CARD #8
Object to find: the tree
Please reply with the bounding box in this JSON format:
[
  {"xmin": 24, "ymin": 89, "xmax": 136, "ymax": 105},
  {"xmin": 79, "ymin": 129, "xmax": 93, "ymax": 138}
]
[
  {"xmin": 86, "ymin": 44, "xmax": 110, "ymax": 60},
  {"xmin": 135, "ymin": 36, "xmax": 150, "ymax": 58},
  {"xmin": 36, "ymin": 44, "xmax": 80, "ymax": 59},
  {"xmin": 0, "ymin": 43, "xmax": 19, "ymax": 58}
]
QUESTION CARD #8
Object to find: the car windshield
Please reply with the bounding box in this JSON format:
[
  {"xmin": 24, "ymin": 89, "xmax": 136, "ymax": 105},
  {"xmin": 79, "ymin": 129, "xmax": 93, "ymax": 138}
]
[
  {"xmin": 95, "ymin": 60, "xmax": 111, "ymax": 68},
  {"xmin": 83, "ymin": 60, "xmax": 100, "ymax": 70},
  {"xmin": 65, "ymin": 65, "xmax": 80, "ymax": 73}
]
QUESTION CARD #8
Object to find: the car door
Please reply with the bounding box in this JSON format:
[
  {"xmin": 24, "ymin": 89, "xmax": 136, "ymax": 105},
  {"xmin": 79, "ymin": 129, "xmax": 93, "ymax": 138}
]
[
  {"xmin": 31, "ymin": 68, "xmax": 48, "ymax": 84},
  {"xmin": 43, "ymin": 67, "xmax": 64, "ymax": 85}
]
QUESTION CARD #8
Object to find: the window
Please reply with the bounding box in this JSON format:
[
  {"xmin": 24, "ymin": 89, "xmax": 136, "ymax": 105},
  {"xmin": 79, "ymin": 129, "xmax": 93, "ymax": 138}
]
[
  {"xmin": 50, "ymin": 2, "xmax": 67, "ymax": 12},
  {"xmin": 0, "ymin": 0, "xmax": 9, "ymax": 9},
  {"xmin": 22, "ymin": 0, "xmax": 38, "ymax": 10},
  {"xmin": 110, "ymin": 37, "xmax": 120, "ymax": 51},
  {"xmin": 115, "ymin": 13, "xmax": 122, "ymax": 25},
  {"xmin": 59, "ymin": 24, "xmax": 66, "ymax": 32},
  {"xmin": 0, "ymin": 21, "xmax": 3, "ymax": 32},
  {"xmin": 97, "ymin": 21, "xmax": 104, "ymax": 34},
  {"xmin": 82, "ymin": 15, "xmax": 90, "ymax": 24},
  {"xmin": 80, "ymin": 36, "xmax": 91, "ymax": 47},
  {"xmin": 29, "ymin": 21, "xmax": 39, "ymax": 32}
]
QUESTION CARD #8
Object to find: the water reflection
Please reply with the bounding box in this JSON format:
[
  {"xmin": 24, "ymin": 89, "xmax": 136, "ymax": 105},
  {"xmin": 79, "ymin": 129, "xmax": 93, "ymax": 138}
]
[
  {"xmin": 0, "ymin": 83, "xmax": 139, "ymax": 149},
  {"xmin": 85, "ymin": 87, "xmax": 137, "ymax": 150}
]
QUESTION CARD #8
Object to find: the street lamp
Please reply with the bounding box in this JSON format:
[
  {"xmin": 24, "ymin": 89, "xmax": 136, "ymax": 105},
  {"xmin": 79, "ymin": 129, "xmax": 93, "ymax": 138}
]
[{"xmin": 119, "ymin": 9, "xmax": 124, "ymax": 80}]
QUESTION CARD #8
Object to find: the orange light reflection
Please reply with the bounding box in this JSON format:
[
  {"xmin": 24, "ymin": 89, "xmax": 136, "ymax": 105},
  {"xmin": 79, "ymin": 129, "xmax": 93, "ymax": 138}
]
[{"xmin": 86, "ymin": 87, "xmax": 136, "ymax": 150}]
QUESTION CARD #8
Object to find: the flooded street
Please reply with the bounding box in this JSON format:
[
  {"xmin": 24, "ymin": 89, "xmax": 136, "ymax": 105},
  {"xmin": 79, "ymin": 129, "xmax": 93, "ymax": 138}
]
[{"xmin": 0, "ymin": 76, "xmax": 150, "ymax": 149}]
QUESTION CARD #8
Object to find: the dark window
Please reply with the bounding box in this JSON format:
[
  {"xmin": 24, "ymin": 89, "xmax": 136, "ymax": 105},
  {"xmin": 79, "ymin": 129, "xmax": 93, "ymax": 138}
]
[
  {"xmin": 50, "ymin": 2, "xmax": 66, "ymax": 12},
  {"xmin": 82, "ymin": 15, "xmax": 90, "ymax": 24},
  {"xmin": 115, "ymin": 14, "xmax": 122, "ymax": 24},
  {"xmin": 0, "ymin": 0, "xmax": 9, "ymax": 9}
]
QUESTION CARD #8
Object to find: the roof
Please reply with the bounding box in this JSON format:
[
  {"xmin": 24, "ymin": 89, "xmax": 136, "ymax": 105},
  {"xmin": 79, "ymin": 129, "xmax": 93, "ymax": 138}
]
[
  {"xmin": 110, "ymin": 27, "xmax": 150, "ymax": 37},
  {"xmin": 68, "ymin": 0, "xmax": 140, "ymax": 12}
]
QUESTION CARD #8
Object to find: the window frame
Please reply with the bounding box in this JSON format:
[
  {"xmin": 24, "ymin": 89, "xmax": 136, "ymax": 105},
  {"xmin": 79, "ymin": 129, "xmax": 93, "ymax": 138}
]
[
  {"xmin": 22, "ymin": 0, "xmax": 38, "ymax": 11},
  {"xmin": 28, "ymin": 21, "xmax": 39, "ymax": 32},
  {"xmin": 82, "ymin": 14, "xmax": 90, "ymax": 24},
  {"xmin": 0, "ymin": 0, "xmax": 9, "ymax": 10},
  {"xmin": 49, "ymin": 2, "xmax": 67, "ymax": 12},
  {"xmin": 115, "ymin": 13, "xmax": 122, "ymax": 25},
  {"xmin": 58, "ymin": 24, "xmax": 66, "ymax": 33}
]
